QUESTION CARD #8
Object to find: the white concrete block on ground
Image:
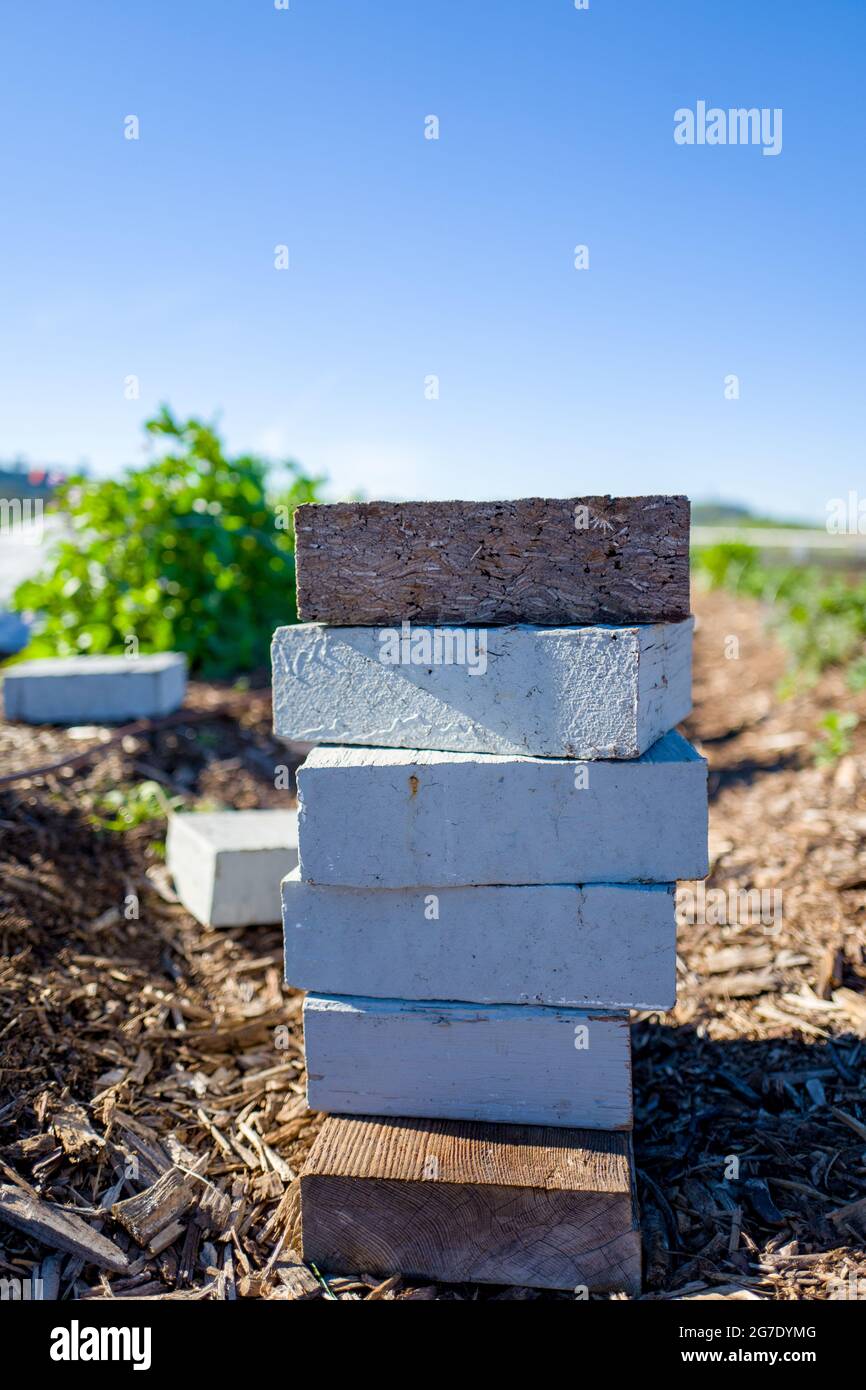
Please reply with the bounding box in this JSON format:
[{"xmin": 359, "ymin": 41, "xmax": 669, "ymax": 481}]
[
  {"xmin": 304, "ymin": 994, "xmax": 632, "ymax": 1130},
  {"xmin": 0, "ymin": 611, "xmax": 30, "ymax": 655},
  {"xmin": 167, "ymin": 809, "xmax": 299, "ymax": 927},
  {"xmin": 273, "ymin": 622, "xmax": 695, "ymax": 761},
  {"xmin": 283, "ymin": 874, "xmax": 676, "ymax": 1009},
  {"xmin": 2, "ymin": 654, "xmax": 187, "ymax": 725},
  {"xmin": 272, "ymin": 619, "xmax": 692, "ymax": 758},
  {"xmin": 296, "ymin": 731, "xmax": 708, "ymax": 887}
]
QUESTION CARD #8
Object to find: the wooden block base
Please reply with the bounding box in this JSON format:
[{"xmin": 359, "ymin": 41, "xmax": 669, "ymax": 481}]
[{"xmin": 299, "ymin": 1114, "xmax": 641, "ymax": 1293}]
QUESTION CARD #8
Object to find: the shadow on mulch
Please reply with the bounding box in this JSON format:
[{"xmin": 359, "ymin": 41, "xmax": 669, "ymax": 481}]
[
  {"xmin": 0, "ymin": 793, "xmax": 139, "ymax": 945},
  {"xmin": 633, "ymin": 1019, "xmax": 866, "ymax": 1293},
  {"xmin": 707, "ymin": 755, "xmax": 803, "ymax": 800}
]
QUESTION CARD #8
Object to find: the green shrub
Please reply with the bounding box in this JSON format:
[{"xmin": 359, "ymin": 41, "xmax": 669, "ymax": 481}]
[
  {"xmin": 12, "ymin": 408, "xmax": 323, "ymax": 677},
  {"xmin": 693, "ymin": 542, "xmax": 866, "ymax": 683}
]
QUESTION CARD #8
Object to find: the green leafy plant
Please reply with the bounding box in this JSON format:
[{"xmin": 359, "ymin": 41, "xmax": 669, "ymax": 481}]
[
  {"xmin": 90, "ymin": 780, "xmax": 183, "ymax": 832},
  {"xmin": 812, "ymin": 711, "xmax": 859, "ymax": 766},
  {"xmin": 693, "ymin": 542, "xmax": 866, "ymax": 684},
  {"xmin": 12, "ymin": 408, "xmax": 324, "ymax": 677}
]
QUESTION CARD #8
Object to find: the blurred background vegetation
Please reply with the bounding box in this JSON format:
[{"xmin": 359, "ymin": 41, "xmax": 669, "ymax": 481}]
[
  {"xmin": 693, "ymin": 543, "xmax": 866, "ymax": 695},
  {"xmin": 5, "ymin": 430, "xmax": 866, "ymax": 710},
  {"xmin": 11, "ymin": 408, "xmax": 324, "ymax": 678}
]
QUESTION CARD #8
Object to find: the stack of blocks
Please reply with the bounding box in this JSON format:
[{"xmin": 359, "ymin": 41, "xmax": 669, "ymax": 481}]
[{"xmin": 271, "ymin": 496, "xmax": 708, "ymax": 1293}]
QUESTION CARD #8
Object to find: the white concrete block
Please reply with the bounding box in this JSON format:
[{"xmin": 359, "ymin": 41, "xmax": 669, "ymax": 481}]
[
  {"xmin": 272, "ymin": 619, "xmax": 692, "ymax": 758},
  {"xmin": 283, "ymin": 874, "xmax": 676, "ymax": 1009},
  {"xmin": 304, "ymin": 994, "xmax": 632, "ymax": 1130},
  {"xmin": 2, "ymin": 654, "xmax": 187, "ymax": 725},
  {"xmin": 167, "ymin": 809, "xmax": 299, "ymax": 927},
  {"xmin": 296, "ymin": 731, "xmax": 708, "ymax": 887},
  {"xmin": 0, "ymin": 611, "xmax": 30, "ymax": 656}
]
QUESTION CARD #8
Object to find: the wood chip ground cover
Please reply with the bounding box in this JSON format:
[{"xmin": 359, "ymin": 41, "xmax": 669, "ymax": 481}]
[{"xmin": 0, "ymin": 595, "xmax": 865, "ymax": 1300}]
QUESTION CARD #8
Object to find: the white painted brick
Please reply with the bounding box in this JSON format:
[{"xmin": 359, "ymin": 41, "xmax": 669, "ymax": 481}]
[
  {"xmin": 2, "ymin": 654, "xmax": 187, "ymax": 725},
  {"xmin": 304, "ymin": 994, "xmax": 632, "ymax": 1130},
  {"xmin": 272, "ymin": 619, "xmax": 692, "ymax": 758},
  {"xmin": 283, "ymin": 874, "xmax": 676, "ymax": 1009},
  {"xmin": 167, "ymin": 809, "xmax": 298, "ymax": 927},
  {"xmin": 0, "ymin": 611, "xmax": 29, "ymax": 656},
  {"xmin": 296, "ymin": 731, "xmax": 708, "ymax": 887}
]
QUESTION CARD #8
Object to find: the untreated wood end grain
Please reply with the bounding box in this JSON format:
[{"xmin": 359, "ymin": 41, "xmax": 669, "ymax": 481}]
[{"xmin": 299, "ymin": 1115, "xmax": 641, "ymax": 1293}]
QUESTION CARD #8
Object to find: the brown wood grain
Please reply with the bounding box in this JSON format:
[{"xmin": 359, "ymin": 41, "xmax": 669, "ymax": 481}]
[
  {"xmin": 294, "ymin": 495, "xmax": 689, "ymax": 625},
  {"xmin": 111, "ymin": 1166, "xmax": 202, "ymax": 1246},
  {"xmin": 300, "ymin": 1115, "xmax": 641, "ymax": 1293},
  {"xmin": 0, "ymin": 1183, "xmax": 130, "ymax": 1274}
]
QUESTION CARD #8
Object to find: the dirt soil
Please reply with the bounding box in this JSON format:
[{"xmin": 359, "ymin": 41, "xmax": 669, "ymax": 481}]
[{"xmin": 0, "ymin": 589, "xmax": 865, "ymax": 1301}]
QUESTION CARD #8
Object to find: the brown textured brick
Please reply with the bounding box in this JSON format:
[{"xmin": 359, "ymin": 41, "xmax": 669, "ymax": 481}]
[{"xmin": 294, "ymin": 495, "xmax": 690, "ymax": 625}]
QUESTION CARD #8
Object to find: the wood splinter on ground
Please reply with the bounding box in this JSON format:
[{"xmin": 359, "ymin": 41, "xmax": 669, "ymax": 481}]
[
  {"xmin": 0, "ymin": 1183, "xmax": 130, "ymax": 1274},
  {"xmin": 299, "ymin": 1114, "xmax": 641, "ymax": 1294}
]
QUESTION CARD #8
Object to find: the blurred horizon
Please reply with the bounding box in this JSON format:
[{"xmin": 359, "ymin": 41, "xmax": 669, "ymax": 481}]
[{"xmin": 0, "ymin": 451, "xmax": 831, "ymax": 528}]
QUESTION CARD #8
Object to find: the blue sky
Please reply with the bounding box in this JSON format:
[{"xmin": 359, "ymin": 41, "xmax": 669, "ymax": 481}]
[{"xmin": 0, "ymin": 0, "xmax": 863, "ymax": 520}]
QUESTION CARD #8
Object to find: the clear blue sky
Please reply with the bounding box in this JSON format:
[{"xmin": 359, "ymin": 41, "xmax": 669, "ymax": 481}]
[{"xmin": 0, "ymin": 0, "xmax": 862, "ymax": 520}]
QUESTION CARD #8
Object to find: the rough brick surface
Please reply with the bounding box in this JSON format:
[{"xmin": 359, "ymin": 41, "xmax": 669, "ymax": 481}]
[
  {"xmin": 296, "ymin": 731, "xmax": 708, "ymax": 887},
  {"xmin": 283, "ymin": 874, "xmax": 676, "ymax": 1009},
  {"xmin": 304, "ymin": 994, "xmax": 633, "ymax": 1129},
  {"xmin": 272, "ymin": 619, "xmax": 692, "ymax": 758},
  {"xmin": 294, "ymin": 496, "xmax": 690, "ymax": 625}
]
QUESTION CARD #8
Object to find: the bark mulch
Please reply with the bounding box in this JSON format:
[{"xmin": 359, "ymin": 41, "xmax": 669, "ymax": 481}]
[{"xmin": 0, "ymin": 596, "xmax": 864, "ymax": 1300}]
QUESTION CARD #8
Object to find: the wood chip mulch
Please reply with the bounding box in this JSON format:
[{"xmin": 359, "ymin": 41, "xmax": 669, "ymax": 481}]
[{"xmin": 0, "ymin": 596, "xmax": 865, "ymax": 1300}]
